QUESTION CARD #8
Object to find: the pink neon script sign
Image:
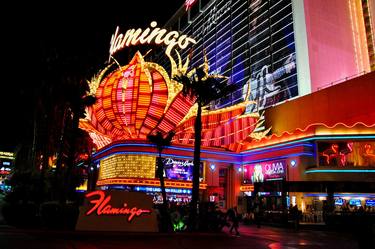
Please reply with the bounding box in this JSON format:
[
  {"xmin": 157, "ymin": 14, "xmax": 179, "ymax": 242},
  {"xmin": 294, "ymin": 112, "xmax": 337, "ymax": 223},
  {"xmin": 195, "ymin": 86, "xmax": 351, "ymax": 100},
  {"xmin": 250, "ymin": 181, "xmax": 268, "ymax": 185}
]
[{"xmin": 85, "ymin": 190, "xmax": 151, "ymax": 222}]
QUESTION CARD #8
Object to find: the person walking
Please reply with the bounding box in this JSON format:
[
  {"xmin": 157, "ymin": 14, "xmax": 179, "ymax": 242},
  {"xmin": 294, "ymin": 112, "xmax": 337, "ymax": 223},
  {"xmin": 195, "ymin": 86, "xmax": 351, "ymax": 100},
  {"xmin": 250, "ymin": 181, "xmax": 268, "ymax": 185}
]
[
  {"xmin": 291, "ymin": 204, "xmax": 300, "ymax": 230},
  {"xmin": 227, "ymin": 206, "xmax": 240, "ymax": 236}
]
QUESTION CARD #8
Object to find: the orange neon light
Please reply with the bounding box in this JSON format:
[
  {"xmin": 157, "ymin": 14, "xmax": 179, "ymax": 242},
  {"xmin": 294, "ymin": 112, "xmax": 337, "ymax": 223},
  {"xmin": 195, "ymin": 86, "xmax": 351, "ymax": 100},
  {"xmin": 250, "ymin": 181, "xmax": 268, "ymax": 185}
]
[
  {"xmin": 81, "ymin": 51, "xmax": 261, "ymax": 151},
  {"xmin": 240, "ymin": 185, "xmax": 254, "ymax": 192},
  {"xmin": 364, "ymin": 144, "xmax": 375, "ymax": 158},
  {"xmin": 96, "ymin": 178, "xmax": 207, "ymax": 190},
  {"xmin": 85, "ymin": 191, "xmax": 151, "ymax": 222},
  {"xmin": 242, "ymin": 122, "xmax": 375, "ymax": 151}
]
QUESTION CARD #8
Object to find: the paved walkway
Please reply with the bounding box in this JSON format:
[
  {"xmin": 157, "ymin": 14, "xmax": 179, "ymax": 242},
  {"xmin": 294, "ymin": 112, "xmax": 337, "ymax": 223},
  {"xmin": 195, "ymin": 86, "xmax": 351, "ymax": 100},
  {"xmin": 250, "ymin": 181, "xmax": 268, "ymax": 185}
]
[{"xmin": 0, "ymin": 223, "xmax": 363, "ymax": 249}]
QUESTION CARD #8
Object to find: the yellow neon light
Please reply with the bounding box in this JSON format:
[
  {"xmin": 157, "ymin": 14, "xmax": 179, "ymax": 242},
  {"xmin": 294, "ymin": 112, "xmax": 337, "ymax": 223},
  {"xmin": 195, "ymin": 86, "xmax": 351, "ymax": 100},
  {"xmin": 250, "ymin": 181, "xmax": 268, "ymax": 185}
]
[
  {"xmin": 240, "ymin": 185, "xmax": 254, "ymax": 192},
  {"xmin": 96, "ymin": 178, "xmax": 207, "ymax": 189},
  {"xmin": 99, "ymin": 154, "xmax": 156, "ymax": 180}
]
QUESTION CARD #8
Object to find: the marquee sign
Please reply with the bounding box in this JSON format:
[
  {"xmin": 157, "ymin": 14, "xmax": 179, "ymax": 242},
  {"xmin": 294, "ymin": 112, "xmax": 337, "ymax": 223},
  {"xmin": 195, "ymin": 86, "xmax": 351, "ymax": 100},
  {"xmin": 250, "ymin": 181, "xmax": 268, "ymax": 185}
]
[
  {"xmin": 76, "ymin": 190, "xmax": 158, "ymax": 232},
  {"xmin": 162, "ymin": 158, "xmax": 203, "ymax": 181},
  {"xmin": 243, "ymin": 160, "xmax": 286, "ymax": 184},
  {"xmin": 109, "ymin": 21, "xmax": 197, "ymax": 59}
]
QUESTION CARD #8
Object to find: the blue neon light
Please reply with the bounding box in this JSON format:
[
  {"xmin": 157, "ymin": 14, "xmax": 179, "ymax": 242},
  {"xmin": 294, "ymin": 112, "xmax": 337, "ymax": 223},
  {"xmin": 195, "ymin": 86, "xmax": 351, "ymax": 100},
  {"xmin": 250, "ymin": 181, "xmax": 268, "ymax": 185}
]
[
  {"xmin": 93, "ymin": 151, "xmax": 242, "ymax": 165},
  {"xmin": 242, "ymin": 152, "xmax": 314, "ymax": 165},
  {"xmin": 241, "ymin": 135, "xmax": 375, "ymax": 154},
  {"xmin": 241, "ymin": 143, "xmax": 313, "ymax": 156},
  {"xmin": 134, "ymin": 186, "xmax": 192, "ymax": 194},
  {"xmin": 305, "ymin": 169, "xmax": 375, "ymax": 174},
  {"xmin": 94, "ymin": 143, "xmax": 240, "ymax": 158},
  {"xmin": 304, "ymin": 193, "xmax": 375, "ymax": 198}
]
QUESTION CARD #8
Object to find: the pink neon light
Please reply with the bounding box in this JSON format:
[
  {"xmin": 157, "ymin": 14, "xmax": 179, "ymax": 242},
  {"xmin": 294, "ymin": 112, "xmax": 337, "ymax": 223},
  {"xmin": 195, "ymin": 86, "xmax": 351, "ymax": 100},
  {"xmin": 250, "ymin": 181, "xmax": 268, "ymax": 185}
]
[
  {"xmin": 85, "ymin": 190, "xmax": 151, "ymax": 222},
  {"xmin": 185, "ymin": 0, "xmax": 197, "ymax": 10}
]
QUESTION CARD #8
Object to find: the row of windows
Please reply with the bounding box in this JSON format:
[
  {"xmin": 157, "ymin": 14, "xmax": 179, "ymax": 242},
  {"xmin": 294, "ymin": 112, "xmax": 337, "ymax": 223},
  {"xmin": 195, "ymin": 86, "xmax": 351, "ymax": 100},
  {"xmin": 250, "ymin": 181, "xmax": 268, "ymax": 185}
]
[{"xmin": 160, "ymin": 0, "xmax": 297, "ymax": 109}]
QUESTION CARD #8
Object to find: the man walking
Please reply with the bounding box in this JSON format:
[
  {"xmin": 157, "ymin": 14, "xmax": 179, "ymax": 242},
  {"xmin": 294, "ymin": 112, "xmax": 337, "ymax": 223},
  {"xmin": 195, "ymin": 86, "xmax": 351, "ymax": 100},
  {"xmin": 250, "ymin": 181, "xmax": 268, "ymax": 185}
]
[{"xmin": 227, "ymin": 206, "xmax": 240, "ymax": 236}]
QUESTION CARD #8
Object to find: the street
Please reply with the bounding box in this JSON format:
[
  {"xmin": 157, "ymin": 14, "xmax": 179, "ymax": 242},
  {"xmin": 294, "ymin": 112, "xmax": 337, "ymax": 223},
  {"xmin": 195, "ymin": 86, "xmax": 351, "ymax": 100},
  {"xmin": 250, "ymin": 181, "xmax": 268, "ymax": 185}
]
[{"xmin": 0, "ymin": 224, "xmax": 361, "ymax": 249}]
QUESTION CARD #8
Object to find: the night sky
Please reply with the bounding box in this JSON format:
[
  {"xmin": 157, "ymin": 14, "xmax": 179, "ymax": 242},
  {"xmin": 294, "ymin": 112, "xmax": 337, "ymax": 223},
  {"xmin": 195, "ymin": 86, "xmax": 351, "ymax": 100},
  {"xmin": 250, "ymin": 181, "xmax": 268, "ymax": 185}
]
[{"xmin": 0, "ymin": 1, "xmax": 183, "ymax": 151}]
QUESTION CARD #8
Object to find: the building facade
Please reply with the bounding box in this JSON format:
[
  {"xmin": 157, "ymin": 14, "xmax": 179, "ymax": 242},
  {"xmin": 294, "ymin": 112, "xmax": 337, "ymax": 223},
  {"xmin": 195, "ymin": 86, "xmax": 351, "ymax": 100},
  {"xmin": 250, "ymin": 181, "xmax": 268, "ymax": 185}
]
[{"xmin": 82, "ymin": 0, "xmax": 375, "ymax": 223}]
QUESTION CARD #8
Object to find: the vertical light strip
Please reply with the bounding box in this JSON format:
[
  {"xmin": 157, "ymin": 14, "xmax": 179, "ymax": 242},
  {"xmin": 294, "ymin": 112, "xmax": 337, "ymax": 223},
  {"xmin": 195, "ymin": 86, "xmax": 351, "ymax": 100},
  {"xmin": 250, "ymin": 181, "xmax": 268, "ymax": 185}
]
[
  {"xmin": 354, "ymin": 0, "xmax": 365, "ymax": 72},
  {"xmin": 362, "ymin": 0, "xmax": 375, "ymax": 71},
  {"xmin": 291, "ymin": 0, "xmax": 312, "ymax": 94},
  {"xmin": 349, "ymin": 0, "xmax": 360, "ymax": 73}
]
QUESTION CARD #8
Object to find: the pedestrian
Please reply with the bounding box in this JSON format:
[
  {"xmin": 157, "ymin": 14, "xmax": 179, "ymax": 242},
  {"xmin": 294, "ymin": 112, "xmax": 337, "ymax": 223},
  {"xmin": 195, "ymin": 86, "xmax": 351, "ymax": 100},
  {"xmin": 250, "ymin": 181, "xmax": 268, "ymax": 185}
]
[
  {"xmin": 254, "ymin": 202, "xmax": 261, "ymax": 228},
  {"xmin": 291, "ymin": 204, "xmax": 299, "ymax": 230},
  {"xmin": 227, "ymin": 206, "xmax": 240, "ymax": 236}
]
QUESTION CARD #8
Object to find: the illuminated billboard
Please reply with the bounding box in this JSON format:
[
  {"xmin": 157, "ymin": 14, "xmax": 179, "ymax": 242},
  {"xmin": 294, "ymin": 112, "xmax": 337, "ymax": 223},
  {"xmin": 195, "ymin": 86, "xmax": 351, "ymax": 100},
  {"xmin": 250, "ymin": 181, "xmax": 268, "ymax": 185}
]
[
  {"xmin": 162, "ymin": 158, "xmax": 203, "ymax": 181},
  {"xmin": 177, "ymin": 0, "xmax": 298, "ymax": 111},
  {"xmin": 243, "ymin": 160, "xmax": 286, "ymax": 184}
]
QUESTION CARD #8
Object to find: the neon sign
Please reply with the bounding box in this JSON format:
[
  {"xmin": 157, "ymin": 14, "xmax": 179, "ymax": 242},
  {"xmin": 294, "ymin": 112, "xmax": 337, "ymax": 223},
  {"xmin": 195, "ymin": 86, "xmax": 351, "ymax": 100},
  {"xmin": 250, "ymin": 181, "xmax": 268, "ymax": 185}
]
[
  {"xmin": 162, "ymin": 158, "xmax": 203, "ymax": 181},
  {"xmin": 85, "ymin": 190, "xmax": 151, "ymax": 222},
  {"xmin": 185, "ymin": 0, "xmax": 197, "ymax": 10},
  {"xmin": 109, "ymin": 21, "xmax": 197, "ymax": 59}
]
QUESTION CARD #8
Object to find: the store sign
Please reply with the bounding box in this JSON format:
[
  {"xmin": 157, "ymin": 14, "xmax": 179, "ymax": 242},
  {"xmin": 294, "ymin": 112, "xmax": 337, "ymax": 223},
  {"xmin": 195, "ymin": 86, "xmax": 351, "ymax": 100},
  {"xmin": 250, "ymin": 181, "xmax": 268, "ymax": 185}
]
[
  {"xmin": 243, "ymin": 160, "xmax": 286, "ymax": 183},
  {"xmin": 109, "ymin": 21, "xmax": 197, "ymax": 59},
  {"xmin": 76, "ymin": 190, "xmax": 158, "ymax": 232}
]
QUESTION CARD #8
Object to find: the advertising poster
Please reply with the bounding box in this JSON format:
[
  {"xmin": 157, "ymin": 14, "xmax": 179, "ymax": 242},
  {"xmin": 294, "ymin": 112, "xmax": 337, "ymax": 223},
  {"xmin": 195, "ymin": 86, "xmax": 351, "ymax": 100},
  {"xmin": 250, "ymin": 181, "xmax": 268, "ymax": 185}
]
[
  {"xmin": 244, "ymin": 0, "xmax": 298, "ymax": 113},
  {"xmin": 243, "ymin": 160, "xmax": 286, "ymax": 184}
]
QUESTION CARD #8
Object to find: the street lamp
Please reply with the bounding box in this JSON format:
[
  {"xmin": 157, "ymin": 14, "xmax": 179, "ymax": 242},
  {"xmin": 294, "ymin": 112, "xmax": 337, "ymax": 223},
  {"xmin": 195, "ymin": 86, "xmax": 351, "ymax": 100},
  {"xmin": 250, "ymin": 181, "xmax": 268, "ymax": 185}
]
[{"xmin": 209, "ymin": 164, "xmax": 216, "ymax": 202}]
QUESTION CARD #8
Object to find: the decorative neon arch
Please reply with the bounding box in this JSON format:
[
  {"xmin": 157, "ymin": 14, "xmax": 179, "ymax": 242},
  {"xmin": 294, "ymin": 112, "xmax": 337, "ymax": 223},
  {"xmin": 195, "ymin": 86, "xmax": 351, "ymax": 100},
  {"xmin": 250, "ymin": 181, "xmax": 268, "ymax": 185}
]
[{"xmin": 80, "ymin": 52, "xmax": 260, "ymax": 150}]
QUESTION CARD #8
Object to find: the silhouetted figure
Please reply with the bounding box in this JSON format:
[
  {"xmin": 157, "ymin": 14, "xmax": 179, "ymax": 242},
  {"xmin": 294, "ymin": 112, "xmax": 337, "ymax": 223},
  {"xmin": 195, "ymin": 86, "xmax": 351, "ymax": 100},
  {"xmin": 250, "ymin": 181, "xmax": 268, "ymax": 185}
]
[
  {"xmin": 254, "ymin": 202, "xmax": 261, "ymax": 228},
  {"xmin": 227, "ymin": 206, "xmax": 240, "ymax": 236},
  {"xmin": 291, "ymin": 205, "xmax": 299, "ymax": 230}
]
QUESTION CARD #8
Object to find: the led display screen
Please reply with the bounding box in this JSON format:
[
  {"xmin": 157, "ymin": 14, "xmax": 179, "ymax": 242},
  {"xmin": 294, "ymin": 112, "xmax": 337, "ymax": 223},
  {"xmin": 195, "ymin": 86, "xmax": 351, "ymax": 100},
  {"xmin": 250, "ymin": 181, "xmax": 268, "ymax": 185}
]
[
  {"xmin": 160, "ymin": 158, "xmax": 203, "ymax": 181},
  {"xmin": 365, "ymin": 199, "xmax": 375, "ymax": 206},
  {"xmin": 349, "ymin": 199, "xmax": 361, "ymax": 207},
  {"xmin": 335, "ymin": 198, "xmax": 344, "ymax": 206},
  {"xmin": 176, "ymin": 0, "xmax": 298, "ymax": 112},
  {"xmin": 243, "ymin": 160, "xmax": 286, "ymax": 184}
]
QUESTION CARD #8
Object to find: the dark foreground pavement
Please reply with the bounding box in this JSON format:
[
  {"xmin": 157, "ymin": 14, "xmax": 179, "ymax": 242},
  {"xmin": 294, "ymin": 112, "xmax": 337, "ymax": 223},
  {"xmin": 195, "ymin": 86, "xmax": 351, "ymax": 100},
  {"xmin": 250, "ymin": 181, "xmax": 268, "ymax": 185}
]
[{"xmin": 0, "ymin": 224, "xmax": 363, "ymax": 249}]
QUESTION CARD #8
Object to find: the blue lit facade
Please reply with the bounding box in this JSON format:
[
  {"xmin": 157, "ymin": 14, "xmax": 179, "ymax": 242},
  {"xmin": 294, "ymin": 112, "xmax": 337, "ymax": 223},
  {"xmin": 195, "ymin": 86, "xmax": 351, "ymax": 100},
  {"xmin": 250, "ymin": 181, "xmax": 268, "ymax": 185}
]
[{"xmin": 163, "ymin": 0, "xmax": 298, "ymax": 111}]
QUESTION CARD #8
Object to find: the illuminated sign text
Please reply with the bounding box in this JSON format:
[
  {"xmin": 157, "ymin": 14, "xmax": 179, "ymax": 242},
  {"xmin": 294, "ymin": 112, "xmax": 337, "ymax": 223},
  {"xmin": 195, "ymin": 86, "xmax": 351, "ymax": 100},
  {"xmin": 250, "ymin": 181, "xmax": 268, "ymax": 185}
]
[
  {"xmin": 85, "ymin": 190, "xmax": 151, "ymax": 222},
  {"xmin": 109, "ymin": 21, "xmax": 197, "ymax": 59}
]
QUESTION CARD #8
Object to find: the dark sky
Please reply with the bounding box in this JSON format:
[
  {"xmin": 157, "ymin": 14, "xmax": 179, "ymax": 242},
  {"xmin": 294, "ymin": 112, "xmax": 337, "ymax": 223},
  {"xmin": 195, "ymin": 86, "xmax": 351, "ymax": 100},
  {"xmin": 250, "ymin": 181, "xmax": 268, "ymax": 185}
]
[{"xmin": 0, "ymin": 1, "xmax": 183, "ymax": 151}]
